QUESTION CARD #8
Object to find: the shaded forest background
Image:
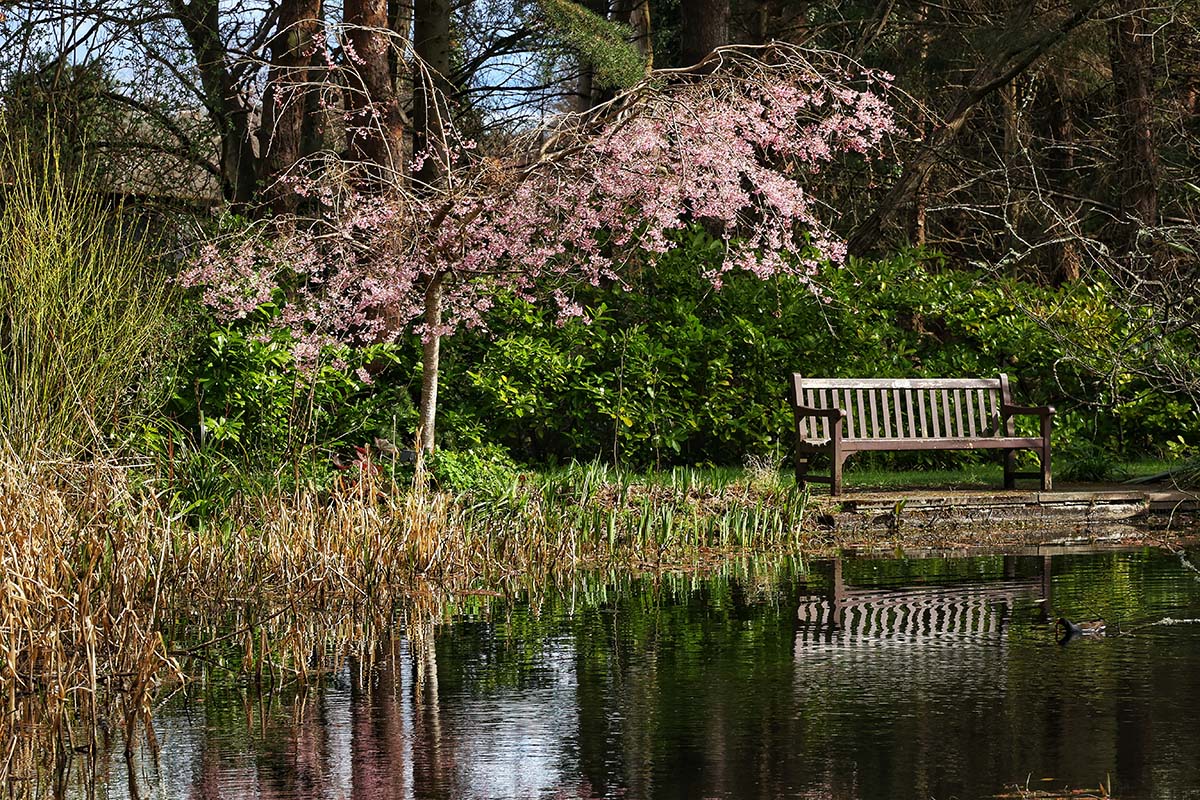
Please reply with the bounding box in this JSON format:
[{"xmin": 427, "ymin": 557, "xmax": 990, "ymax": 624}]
[{"xmin": 1, "ymin": 0, "xmax": 1198, "ymax": 485}]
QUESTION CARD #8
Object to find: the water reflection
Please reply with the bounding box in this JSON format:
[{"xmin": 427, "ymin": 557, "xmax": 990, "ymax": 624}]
[{"xmin": 75, "ymin": 548, "xmax": 1200, "ymax": 800}]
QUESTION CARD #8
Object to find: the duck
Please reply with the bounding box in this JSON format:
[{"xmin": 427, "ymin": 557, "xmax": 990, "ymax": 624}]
[{"xmin": 1056, "ymin": 617, "xmax": 1106, "ymax": 644}]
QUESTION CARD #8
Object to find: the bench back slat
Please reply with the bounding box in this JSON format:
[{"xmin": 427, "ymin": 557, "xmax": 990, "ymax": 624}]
[
  {"xmin": 954, "ymin": 389, "xmax": 965, "ymax": 437},
  {"xmin": 856, "ymin": 388, "xmax": 868, "ymax": 439},
  {"xmin": 917, "ymin": 389, "xmax": 930, "ymax": 437},
  {"xmin": 868, "ymin": 390, "xmax": 880, "ymax": 438},
  {"xmin": 791, "ymin": 374, "xmax": 1007, "ymax": 441},
  {"xmin": 793, "ymin": 377, "xmax": 1002, "ymax": 390}
]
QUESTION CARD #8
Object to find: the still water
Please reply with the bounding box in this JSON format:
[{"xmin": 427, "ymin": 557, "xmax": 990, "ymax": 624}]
[{"xmin": 89, "ymin": 547, "xmax": 1200, "ymax": 799}]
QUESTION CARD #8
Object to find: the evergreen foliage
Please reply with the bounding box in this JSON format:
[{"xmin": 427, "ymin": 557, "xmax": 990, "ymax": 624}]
[{"xmin": 538, "ymin": 0, "xmax": 647, "ymax": 88}]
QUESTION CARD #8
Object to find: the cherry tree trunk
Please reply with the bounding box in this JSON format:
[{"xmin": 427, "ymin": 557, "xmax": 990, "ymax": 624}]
[
  {"xmin": 416, "ymin": 275, "xmax": 444, "ymax": 454},
  {"xmin": 412, "ymin": 0, "xmax": 452, "ymax": 454}
]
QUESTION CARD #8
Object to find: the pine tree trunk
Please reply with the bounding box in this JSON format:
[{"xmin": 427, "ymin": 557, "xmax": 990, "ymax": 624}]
[
  {"xmin": 260, "ymin": 0, "xmax": 321, "ymax": 214},
  {"xmin": 1108, "ymin": 0, "xmax": 1158, "ymax": 237},
  {"xmin": 680, "ymin": 0, "xmax": 729, "ymax": 67},
  {"xmin": 413, "ymin": 0, "xmax": 452, "ymax": 188},
  {"xmin": 628, "ymin": 0, "xmax": 653, "ymax": 74},
  {"xmin": 345, "ymin": 0, "xmax": 405, "ymax": 185}
]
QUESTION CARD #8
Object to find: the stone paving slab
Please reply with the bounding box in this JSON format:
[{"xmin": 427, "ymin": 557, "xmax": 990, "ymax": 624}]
[{"xmin": 807, "ymin": 483, "xmax": 1200, "ymax": 537}]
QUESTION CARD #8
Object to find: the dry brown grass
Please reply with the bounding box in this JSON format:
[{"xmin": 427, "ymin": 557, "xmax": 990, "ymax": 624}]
[{"xmin": 0, "ymin": 458, "xmax": 815, "ymax": 794}]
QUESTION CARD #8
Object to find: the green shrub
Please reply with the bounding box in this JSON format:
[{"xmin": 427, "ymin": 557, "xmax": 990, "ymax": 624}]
[
  {"xmin": 0, "ymin": 141, "xmax": 180, "ymax": 458},
  {"xmin": 427, "ymin": 444, "xmax": 522, "ymax": 496},
  {"xmin": 437, "ymin": 230, "xmax": 1200, "ymax": 471},
  {"xmin": 160, "ymin": 307, "xmax": 418, "ymax": 469}
]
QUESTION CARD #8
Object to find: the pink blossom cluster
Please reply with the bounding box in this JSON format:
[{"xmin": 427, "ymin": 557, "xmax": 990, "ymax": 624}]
[{"xmin": 182, "ymin": 62, "xmax": 896, "ymax": 366}]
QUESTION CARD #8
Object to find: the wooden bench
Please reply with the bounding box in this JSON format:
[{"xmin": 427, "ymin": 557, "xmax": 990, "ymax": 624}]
[{"xmin": 788, "ymin": 374, "xmax": 1054, "ymax": 495}]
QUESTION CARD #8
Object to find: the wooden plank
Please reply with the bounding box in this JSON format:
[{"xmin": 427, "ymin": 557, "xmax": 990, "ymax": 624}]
[
  {"xmin": 881, "ymin": 390, "xmax": 892, "ymax": 437},
  {"xmin": 819, "ymin": 390, "xmax": 830, "ymax": 439},
  {"xmin": 966, "ymin": 391, "xmax": 978, "ymax": 437},
  {"xmin": 987, "ymin": 389, "xmax": 999, "ymax": 435},
  {"xmin": 856, "ymin": 388, "xmax": 868, "ymax": 440},
  {"xmin": 941, "ymin": 390, "xmax": 952, "ymax": 438},
  {"xmin": 917, "ymin": 388, "xmax": 929, "ymax": 437},
  {"xmin": 843, "ymin": 389, "xmax": 856, "ymax": 438},
  {"xmin": 930, "ymin": 389, "xmax": 942, "ymax": 437},
  {"xmin": 790, "ymin": 377, "xmax": 1002, "ymax": 390},
  {"xmin": 837, "ymin": 436, "xmax": 1044, "ymax": 451},
  {"xmin": 873, "ymin": 388, "xmax": 883, "ymax": 438},
  {"xmin": 954, "ymin": 389, "xmax": 965, "ymax": 439},
  {"xmin": 902, "ymin": 388, "xmax": 912, "ymax": 438}
]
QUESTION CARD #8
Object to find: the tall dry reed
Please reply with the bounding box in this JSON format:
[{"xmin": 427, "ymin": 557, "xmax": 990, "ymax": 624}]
[{"xmin": 0, "ymin": 457, "xmax": 814, "ymax": 795}]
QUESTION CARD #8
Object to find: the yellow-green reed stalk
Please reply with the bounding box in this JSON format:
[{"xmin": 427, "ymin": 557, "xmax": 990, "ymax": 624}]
[{"xmin": 0, "ymin": 137, "xmax": 178, "ymax": 459}]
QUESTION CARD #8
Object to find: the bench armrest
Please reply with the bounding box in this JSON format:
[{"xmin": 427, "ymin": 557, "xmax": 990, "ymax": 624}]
[
  {"xmin": 1001, "ymin": 404, "xmax": 1056, "ymax": 418},
  {"xmin": 793, "ymin": 405, "xmax": 845, "ymax": 420}
]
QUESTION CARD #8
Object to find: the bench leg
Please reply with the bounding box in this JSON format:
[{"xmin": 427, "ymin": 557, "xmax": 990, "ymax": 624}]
[
  {"xmin": 795, "ymin": 454, "xmax": 811, "ymax": 489},
  {"xmin": 1041, "ymin": 444, "xmax": 1052, "ymax": 491},
  {"xmin": 831, "ymin": 453, "xmax": 845, "ymax": 496},
  {"xmin": 1003, "ymin": 449, "xmax": 1017, "ymax": 490}
]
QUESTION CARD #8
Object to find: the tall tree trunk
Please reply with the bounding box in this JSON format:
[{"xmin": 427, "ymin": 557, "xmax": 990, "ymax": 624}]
[
  {"xmin": 413, "ymin": 0, "xmax": 452, "ymax": 189},
  {"xmin": 260, "ymin": 0, "xmax": 321, "ymax": 215},
  {"xmin": 680, "ymin": 0, "xmax": 729, "ymax": 67},
  {"xmin": 1046, "ymin": 69, "xmax": 1081, "ymax": 283},
  {"xmin": 628, "ymin": 0, "xmax": 653, "ymax": 74},
  {"xmin": 390, "ymin": 0, "xmax": 414, "ymax": 80},
  {"xmin": 576, "ymin": 0, "xmax": 608, "ymax": 111},
  {"xmin": 1108, "ymin": 0, "xmax": 1158, "ymax": 239},
  {"xmin": 171, "ymin": 0, "xmax": 257, "ymax": 204},
  {"xmin": 345, "ymin": 0, "xmax": 405, "ymax": 186},
  {"xmin": 909, "ymin": 1, "xmax": 931, "ymax": 247}
]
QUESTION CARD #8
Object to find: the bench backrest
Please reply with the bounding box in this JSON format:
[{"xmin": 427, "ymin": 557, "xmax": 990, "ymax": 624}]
[{"xmin": 789, "ymin": 375, "xmax": 1015, "ymax": 441}]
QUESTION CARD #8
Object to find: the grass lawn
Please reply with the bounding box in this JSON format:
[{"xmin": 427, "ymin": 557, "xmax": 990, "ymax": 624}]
[
  {"xmin": 825, "ymin": 457, "xmax": 1177, "ymax": 491},
  {"xmin": 540, "ymin": 457, "xmax": 1182, "ymax": 496}
]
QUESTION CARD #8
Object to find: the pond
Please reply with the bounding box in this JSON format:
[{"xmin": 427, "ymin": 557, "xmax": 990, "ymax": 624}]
[{"xmin": 79, "ymin": 546, "xmax": 1200, "ymax": 799}]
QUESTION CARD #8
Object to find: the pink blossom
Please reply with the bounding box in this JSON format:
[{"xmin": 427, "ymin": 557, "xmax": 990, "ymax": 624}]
[{"xmin": 181, "ymin": 53, "xmax": 896, "ymax": 369}]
